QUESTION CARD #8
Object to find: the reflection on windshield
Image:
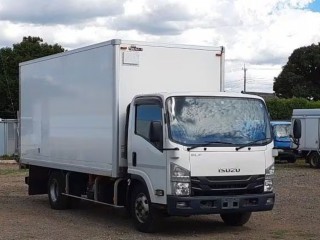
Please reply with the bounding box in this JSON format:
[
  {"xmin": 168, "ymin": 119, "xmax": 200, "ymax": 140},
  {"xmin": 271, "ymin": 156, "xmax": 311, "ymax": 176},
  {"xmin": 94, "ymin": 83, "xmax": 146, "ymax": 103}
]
[{"xmin": 166, "ymin": 96, "xmax": 271, "ymax": 146}]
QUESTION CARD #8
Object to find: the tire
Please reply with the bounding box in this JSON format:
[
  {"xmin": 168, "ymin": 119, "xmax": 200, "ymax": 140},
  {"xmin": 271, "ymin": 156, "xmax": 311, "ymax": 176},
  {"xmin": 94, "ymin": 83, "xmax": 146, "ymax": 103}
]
[
  {"xmin": 48, "ymin": 171, "xmax": 69, "ymax": 210},
  {"xmin": 220, "ymin": 212, "xmax": 252, "ymax": 226},
  {"xmin": 308, "ymin": 152, "xmax": 320, "ymax": 169},
  {"xmin": 131, "ymin": 184, "xmax": 162, "ymax": 233}
]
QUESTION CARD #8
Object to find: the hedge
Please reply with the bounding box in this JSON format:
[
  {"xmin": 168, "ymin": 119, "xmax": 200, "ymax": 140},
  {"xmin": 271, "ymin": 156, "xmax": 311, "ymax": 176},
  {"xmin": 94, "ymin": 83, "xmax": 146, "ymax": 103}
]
[{"xmin": 266, "ymin": 98, "xmax": 320, "ymax": 120}]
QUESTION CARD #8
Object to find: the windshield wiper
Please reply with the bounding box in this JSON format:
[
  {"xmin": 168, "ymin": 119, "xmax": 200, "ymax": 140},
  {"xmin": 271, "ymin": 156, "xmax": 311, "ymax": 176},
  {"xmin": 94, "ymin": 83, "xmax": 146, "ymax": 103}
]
[
  {"xmin": 235, "ymin": 138, "xmax": 272, "ymax": 151},
  {"xmin": 187, "ymin": 141, "xmax": 234, "ymax": 151}
]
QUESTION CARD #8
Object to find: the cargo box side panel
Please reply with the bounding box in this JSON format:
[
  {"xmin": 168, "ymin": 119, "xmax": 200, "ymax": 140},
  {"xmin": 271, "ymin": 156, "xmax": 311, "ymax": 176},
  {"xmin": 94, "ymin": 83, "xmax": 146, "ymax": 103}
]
[
  {"xmin": 118, "ymin": 43, "xmax": 223, "ymax": 168},
  {"xmin": 20, "ymin": 45, "xmax": 115, "ymax": 176},
  {"xmin": 305, "ymin": 118, "xmax": 319, "ymax": 150}
]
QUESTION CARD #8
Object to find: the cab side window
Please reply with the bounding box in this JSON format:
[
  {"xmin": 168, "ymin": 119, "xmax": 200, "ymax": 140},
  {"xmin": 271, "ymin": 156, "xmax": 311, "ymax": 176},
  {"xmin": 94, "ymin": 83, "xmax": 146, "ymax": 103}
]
[{"xmin": 135, "ymin": 104, "xmax": 162, "ymax": 148}]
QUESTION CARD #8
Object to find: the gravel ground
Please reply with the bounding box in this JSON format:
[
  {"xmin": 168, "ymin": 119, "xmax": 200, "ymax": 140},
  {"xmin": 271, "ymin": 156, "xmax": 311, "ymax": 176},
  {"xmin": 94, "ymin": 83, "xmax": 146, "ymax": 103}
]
[{"xmin": 1, "ymin": 160, "xmax": 320, "ymax": 240}]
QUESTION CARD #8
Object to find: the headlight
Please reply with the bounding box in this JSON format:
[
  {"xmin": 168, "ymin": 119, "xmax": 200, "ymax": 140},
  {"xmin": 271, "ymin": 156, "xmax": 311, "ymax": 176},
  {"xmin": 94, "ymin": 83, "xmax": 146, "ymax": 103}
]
[
  {"xmin": 264, "ymin": 164, "xmax": 274, "ymax": 192},
  {"xmin": 172, "ymin": 182, "xmax": 191, "ymax": 196},
  {"xmin": 171, "ymin": 163, "xmax": 190, "ymax": 196}
]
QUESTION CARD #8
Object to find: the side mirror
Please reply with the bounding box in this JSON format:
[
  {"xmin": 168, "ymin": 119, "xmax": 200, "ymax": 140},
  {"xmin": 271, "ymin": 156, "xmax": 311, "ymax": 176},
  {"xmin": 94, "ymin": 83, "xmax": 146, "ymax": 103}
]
[
  {"xmin": 293, "ymin": 119, "xmax": 301, "ymax": 139},
  {"xmin": 149, "ymin": 121, "xmax": 163, "ymax": 143}
]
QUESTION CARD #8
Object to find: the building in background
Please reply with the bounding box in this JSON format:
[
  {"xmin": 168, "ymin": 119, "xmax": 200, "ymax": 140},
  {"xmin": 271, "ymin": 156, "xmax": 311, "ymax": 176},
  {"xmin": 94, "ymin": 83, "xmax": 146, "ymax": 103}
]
[{"xmin": 0, "ymin": 119, "xmax": 18, "ymax": 156}]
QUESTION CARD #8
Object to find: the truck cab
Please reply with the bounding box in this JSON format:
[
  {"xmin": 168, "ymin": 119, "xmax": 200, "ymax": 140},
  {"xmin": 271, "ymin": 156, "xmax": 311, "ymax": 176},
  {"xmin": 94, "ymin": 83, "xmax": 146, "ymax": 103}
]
[
  {"xmin": 127, "ymin": 92, "xmax": 275, "ymax": 231},
  {"xmin": 271, "ymin": 121, "xmax": 296, "ymax": 163}
]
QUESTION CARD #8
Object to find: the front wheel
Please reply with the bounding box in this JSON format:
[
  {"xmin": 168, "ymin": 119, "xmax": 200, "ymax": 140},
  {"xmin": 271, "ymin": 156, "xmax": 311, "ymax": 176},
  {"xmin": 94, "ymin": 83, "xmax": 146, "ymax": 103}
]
[
  {"xmin": 131, "ymin": 184, "xmax": 162, "ymax": 233},
  {"xmin": 220, "ymin": 212, "xmax": 251, "ymax": 226}
]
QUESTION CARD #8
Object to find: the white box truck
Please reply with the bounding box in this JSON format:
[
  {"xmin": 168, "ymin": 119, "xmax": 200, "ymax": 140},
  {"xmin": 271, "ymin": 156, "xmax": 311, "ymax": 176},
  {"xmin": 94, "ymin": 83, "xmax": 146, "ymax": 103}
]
[
  {"xmin": 292, "ymin": 109, "xmax": 320, "ymax": 168},
  {"xmin": 20, "ymin": 39, "xmax": 275, "ymax": 232}
]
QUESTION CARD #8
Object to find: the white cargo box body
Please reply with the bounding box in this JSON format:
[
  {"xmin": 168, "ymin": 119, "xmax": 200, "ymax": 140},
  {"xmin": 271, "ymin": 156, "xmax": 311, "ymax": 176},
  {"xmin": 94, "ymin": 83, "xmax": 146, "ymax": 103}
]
[
  {"xmin": 20, "ymin": 39, "xmax": 224, "ymax": 177},
  {"xmin": 292, "ymin": 109, "xmax": 320, "ymax": 150}
]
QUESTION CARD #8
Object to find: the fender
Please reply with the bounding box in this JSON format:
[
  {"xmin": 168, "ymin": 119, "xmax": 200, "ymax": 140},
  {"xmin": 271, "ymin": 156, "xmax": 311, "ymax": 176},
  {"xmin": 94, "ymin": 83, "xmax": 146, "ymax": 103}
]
[{"xmin": 128, "ymin": 170, "xmax": 156, "ymax": 202}]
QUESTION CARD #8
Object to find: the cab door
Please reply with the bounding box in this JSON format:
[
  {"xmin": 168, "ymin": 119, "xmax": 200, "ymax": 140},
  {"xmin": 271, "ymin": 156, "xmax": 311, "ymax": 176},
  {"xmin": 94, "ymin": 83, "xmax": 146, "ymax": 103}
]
[{"xmin": 127, "ymin": 97, "xmax": 167, "ymax": 204}]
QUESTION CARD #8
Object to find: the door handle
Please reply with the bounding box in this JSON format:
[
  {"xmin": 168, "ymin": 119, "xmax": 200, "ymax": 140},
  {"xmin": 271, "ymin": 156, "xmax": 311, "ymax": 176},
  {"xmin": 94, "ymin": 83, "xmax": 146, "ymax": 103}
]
[{"xmin": 132, "ymin": 152, "xmax": 137, "ymax": 167}]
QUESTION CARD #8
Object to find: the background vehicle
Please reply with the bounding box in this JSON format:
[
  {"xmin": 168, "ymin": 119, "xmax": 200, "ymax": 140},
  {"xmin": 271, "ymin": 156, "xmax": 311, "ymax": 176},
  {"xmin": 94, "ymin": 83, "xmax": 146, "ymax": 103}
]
[
  {"xmin": 292, "ymin": 109, "xmax": 320, "ymax": 168},
  {"xmin": 271, "ymin": 121, "xmax": 296, "ymax": 163},
  {"xmin": 20, "ymin": 39, "xmax": 275, "ymax": 232}
]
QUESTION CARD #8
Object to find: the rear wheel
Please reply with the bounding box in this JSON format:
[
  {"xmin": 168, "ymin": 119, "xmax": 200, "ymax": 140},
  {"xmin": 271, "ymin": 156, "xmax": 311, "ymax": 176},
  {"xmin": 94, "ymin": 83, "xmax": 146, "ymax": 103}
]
[
  {"xmin": 220, "ymin": 212, "xmax": 251, "ymax": 226},
  {"xmin": 308, "ymin": 152, "xmax": 320, "ymax": 168},
  {"xmin": 131, "ymin": 184, "xmax": 162, "ymax": 233},
  {"xmin": 48, "ymin": 171, "xmax": 69, "ymax": 210}
]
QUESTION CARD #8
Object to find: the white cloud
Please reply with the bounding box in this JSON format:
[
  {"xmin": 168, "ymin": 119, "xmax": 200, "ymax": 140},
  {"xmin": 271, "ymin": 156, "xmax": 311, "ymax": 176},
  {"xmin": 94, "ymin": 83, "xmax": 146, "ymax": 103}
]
[
  {"xmin": 0, "ymin": 0, "xmax": 125, "ymax": 24},
  {"xmin": 0, "ymin": 0, "xmax": 319, "ymax": 93}
]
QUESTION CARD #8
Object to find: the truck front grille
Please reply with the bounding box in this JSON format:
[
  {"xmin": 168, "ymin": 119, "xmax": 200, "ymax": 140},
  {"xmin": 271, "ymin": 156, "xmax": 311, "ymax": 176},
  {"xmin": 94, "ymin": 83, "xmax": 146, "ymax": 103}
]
[{"xmin": 191, "ymin": 175, "xmax": 265, "ymax": 196}]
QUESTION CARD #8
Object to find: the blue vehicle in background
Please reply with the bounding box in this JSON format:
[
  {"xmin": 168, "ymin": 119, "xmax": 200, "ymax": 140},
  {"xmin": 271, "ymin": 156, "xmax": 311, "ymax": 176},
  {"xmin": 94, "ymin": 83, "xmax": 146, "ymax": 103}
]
[{"xmin": 271, "ymin": 121, "xmax": 296, "ymax": 163}]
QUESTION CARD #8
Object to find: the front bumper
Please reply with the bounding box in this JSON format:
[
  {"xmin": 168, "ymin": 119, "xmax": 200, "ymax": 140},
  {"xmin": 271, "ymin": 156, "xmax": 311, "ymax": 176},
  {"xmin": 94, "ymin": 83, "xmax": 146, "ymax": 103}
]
[{"xmin": 167, "ymin": 193, "xmax": 275, "ymax": 216}]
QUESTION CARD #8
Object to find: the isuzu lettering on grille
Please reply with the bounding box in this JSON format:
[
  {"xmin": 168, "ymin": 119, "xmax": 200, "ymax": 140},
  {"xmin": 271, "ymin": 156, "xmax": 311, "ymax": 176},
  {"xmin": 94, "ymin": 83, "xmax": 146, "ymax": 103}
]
[{"xmin": 218, "ymin": 168, "xmax": 240, "ymax": 173}]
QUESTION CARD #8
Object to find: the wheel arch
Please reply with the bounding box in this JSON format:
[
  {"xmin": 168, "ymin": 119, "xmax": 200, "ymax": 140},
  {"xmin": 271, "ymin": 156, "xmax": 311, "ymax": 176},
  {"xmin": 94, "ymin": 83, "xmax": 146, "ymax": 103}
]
[
  {"xmin": 128, "ymin": 172, "xmax": 155, "ymax": 201},
  {"xmin": 126, "ymin": 174, "xmax": 153, "ymax": 212}
]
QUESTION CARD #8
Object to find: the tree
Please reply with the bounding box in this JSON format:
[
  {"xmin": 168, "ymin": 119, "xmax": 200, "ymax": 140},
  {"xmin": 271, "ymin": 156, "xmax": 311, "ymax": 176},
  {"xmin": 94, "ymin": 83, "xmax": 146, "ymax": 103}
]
[
  {"xmin": 273, "ymin": 43, "xmax": 320, "ymax": 100},
  {"xmin": 0, "ymin": 36, "xmax": 64, "ymax": 118}
]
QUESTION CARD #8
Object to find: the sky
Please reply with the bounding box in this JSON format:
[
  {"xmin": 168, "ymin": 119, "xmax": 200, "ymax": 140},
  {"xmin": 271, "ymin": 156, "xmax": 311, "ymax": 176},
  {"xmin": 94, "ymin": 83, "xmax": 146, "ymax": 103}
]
[{"xmin": 0, "ymin": 0, "xmax": 319, "ymax": 93}]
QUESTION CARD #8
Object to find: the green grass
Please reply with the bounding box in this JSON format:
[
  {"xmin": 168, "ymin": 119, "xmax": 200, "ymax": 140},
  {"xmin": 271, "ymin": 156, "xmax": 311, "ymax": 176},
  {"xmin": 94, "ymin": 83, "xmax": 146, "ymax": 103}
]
[
  {"xmin": 270, "ymin": 230, "xmax": 317, "ymax": 240},
  {"xmin": 296, "ymin": 232, "xmax": 317, "ymax": 239},
  {"xmin": 276, "ymin": 159, "xmax": 308, "ymax": 170},
  {"xmin": 271, "ymin": 230, "xmax": 288, "ymax": 239},
  {"xmin": 0, "ymin": 168, "xmax": 27, "ymax": 176},
  {"xmin": 0, "ymin": 154, "xmax": 19, "ymax": 160}
]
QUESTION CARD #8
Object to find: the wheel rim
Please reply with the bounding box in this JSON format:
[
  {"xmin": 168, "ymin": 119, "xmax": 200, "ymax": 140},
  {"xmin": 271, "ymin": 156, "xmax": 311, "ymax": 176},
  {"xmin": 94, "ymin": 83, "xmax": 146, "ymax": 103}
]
[
  {"xmin": 50, "ymin": 179, "xmax": 59, "ymax": 202},
  {"xmin": 135, "ymin": 193, "xmax": 149, "ymax": 223}
]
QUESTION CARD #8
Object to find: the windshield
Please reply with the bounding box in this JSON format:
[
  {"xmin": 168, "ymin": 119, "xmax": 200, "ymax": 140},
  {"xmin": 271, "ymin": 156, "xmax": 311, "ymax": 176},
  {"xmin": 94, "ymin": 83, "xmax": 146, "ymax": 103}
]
[
  {"xmin": 273, "ymin": 124, "xmax": 291, "ymax": 138},
  {"xmin": 166, "ymin": 96, "xmax": 271, "ymax": 146}
]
